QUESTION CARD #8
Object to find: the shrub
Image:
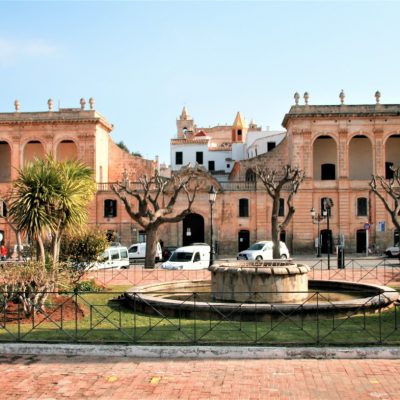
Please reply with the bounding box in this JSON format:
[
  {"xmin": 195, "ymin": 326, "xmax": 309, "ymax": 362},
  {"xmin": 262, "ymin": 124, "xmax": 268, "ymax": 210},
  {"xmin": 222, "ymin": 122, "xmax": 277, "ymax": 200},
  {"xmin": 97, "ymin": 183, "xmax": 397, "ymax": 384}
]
[
  {"xmin": 0, "ymin": 261, "xmax": 70, "ymax": 316},
  {"xmin": 60, "ymin": 228, "xmax": 109, "ymax": 283},
  {"xmin": 74, "ymin": 279, "xmax": 103, "ymax": 292}
]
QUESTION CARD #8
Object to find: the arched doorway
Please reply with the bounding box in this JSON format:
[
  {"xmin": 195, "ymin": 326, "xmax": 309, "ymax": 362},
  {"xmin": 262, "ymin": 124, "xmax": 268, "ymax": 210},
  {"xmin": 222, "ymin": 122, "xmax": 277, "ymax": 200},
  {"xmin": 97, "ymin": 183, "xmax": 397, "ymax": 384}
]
[
  {"xmin": 349, "ymin": 135, "xmax": 373, "ymax": 179},
  {"xmin": 238, "ymin": 230, "xmax": 250, "ymax": 252},
  {"xmin": 182, "ymin": 213, "xmax": 204, "ymax": 246},
  {"xmin": 23, "ymin": 140, "xmax": 45, "ymax": 165},
  {"xmin": 56, "ymin": 140, "xmax": 78, "ymax": 161},
  {"xmin": 356, "ymin": 229, "xmax": 367, "ymax": 253},
  {"xmin": 313, "ymin": 136, "xmax": 337, "ymax": 180},
  {"xmin": 320, "ymin": 229, "xmax": 333, "ymax": 254},
  {"xmin": 0, "ymin": 141, "xmax": 11, "ymax": 182}
]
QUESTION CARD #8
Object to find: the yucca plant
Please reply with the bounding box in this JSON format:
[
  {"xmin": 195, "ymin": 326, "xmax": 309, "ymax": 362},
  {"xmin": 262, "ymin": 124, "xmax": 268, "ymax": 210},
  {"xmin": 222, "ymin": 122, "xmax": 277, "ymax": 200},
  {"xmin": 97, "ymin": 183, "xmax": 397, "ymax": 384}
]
[{"xmin": 8, "ymin": 156, "xmax": 95, "ymax": 266}]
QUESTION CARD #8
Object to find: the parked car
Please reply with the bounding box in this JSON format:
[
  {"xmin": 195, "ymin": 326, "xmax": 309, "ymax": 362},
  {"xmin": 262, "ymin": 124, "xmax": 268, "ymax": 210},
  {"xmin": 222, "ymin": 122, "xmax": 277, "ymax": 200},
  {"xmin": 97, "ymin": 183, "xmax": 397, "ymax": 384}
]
[
  {"xmin": 161, "ymin": 244, "xmax": 211, "ymax": 270},
  {"xmin": 128, "ymin": 242, "xmax": 162, "ymax": 263},
  {"xmin": 385, "ymin": 244, "xmax": 400, "ymax": 258},
  {"xmin": 237, "ymin": 241, "xmax": 290, "ymax": 260},
  {"xmin": 162, "ymin": 246, "xmax": 178, "ymax": 261},
  {"xmin": 94, "ymin": 245, "xmax": 130, "ymax": 270}
]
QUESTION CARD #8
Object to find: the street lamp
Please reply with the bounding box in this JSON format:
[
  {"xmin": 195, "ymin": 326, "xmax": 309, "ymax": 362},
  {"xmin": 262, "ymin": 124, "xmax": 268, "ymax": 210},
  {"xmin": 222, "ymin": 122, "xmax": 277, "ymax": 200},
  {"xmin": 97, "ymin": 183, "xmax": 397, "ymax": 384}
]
[
  {"xmin": 323, "ymin": 198, "xmax": 334, "ymax": 270},
  {"xmin": 310, "ymin": 207, "xmax": 324, "ymax": 257},
  {"xmin": 209, "ymin": 186, "xmax": 217, "ymax": 266}
]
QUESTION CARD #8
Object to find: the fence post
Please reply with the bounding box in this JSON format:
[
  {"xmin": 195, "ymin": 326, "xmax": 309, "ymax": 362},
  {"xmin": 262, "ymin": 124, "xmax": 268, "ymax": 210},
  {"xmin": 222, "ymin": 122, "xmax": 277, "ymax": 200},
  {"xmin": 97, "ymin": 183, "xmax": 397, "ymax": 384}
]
[
  {"xmin": 74, "ymin": 289, "xmax": 78, "ymax": 343},
  {"xmin": 379, "ymin": 294, "xmax": 382, "ymax": 345},
  {"xmin": 17, "ymin": 298, "xmax": 21, "ymax": 341},
  {"xmin": 316, "ymin": 292, "xmax": 320, "ymax": 345},
  {"xmin": 193, "ymin": 292, "xmax": 197, "ymax": 344}
]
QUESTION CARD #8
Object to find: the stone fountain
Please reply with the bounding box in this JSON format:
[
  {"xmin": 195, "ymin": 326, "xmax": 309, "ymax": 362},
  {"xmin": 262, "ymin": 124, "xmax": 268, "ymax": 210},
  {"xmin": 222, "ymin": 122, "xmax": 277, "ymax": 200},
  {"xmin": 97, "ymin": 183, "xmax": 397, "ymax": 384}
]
[
  {"xmin": 124, "ymin": 260, "xmax": 399, "ymax": 320},
  {"xmin": 209, "ymin": 261, "xmax": 310, "ymax": 303}
]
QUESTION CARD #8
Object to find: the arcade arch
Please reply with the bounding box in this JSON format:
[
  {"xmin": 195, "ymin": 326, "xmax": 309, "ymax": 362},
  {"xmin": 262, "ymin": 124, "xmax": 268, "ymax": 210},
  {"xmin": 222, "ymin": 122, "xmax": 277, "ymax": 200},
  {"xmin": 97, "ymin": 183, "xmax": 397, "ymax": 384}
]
[
  {"xmin": 23, "ymin": 140, "xmax": 45, "ymax": 166},
  {"xmin": 313, "ymin": 136, "xmax": 337, "ymax": 180},
  {"xmin": 56, "ymin": 140, "xmax": 78, "ymax": 161},
  {"xmin": 385, "ymin": 134, "xmax": 400, "ymax": 179},
  {"xmin": 349, "ymin": 135, "xmax": 373, "ymax": 180},
  {"xmin": 0, "ymin": 141, "xmax": 11, "ymax": 182}
]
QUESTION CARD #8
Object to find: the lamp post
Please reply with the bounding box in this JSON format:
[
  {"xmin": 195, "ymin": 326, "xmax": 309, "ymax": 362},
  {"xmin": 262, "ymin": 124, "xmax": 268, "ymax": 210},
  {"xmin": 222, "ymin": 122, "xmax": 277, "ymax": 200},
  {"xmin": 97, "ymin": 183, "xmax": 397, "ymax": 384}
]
[
  {"xmin": 310, "ymin": 207, "xmax": 324, "ymax": 257},
  {"xmin": 323, "ymin": 198, "xmax": 334, "ymax": 270},
  {"xmin": 209, "ymin": 186, "xmax": 217, "ymax": 266}
]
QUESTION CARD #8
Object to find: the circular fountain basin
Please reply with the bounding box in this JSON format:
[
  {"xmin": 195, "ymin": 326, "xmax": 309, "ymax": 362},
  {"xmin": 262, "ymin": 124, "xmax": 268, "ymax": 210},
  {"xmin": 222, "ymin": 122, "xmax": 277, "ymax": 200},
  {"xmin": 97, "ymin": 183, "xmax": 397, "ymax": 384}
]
[
  {"xmin": 124, "ymin": 279, "xmax": 399, "ymax": 321},
  {"xmin": 209, "ymin": 261, "xmax": 310, "ymax": 303}
]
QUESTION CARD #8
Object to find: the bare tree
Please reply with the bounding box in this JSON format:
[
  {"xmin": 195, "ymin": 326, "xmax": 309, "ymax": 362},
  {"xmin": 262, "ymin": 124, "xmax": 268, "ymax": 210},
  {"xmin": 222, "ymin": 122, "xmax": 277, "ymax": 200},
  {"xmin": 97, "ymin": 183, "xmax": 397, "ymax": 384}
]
[
  {"xmin": 112, "ymin": 166, "xmax": 203, "ymax": 268},
  {"xmin": 253, "ymin": 164, "xmax": 305, "ymax": 259},
  {"xmin": 370, "ymin": 167, "xmax": 400, "ymax": 239}
]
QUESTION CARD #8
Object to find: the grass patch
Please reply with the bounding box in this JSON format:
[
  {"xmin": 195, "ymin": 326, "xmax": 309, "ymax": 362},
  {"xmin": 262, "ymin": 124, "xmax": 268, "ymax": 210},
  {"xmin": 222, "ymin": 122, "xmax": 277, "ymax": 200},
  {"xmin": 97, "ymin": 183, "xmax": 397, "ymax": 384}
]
[{"xmin": 1, "ymin": 286, "xmax": 399, "ymax": 345}]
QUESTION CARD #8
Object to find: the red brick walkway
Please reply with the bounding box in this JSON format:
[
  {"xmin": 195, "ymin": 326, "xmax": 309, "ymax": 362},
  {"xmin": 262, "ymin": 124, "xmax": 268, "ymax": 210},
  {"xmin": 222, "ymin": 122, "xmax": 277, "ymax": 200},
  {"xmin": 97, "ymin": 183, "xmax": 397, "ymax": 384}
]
[{"xmin": 1, "ymin": 354, "xmax": 400, "ymax": 399}]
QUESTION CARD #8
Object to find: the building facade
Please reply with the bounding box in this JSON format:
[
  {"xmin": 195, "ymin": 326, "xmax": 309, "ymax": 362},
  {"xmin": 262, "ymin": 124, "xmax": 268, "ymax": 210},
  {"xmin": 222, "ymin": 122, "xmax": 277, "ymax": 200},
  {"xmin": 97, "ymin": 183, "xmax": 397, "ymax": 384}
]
[
  {"xmin": 0, "ymin": 99, "xmax": 155, "ymax": 248},
  {"xmin": 1, "ymin": 95, "xmax": 399, "ymax": 257},
  {"xmin": 171, "ymin": 107, "xmax": 285, "ymax": 180}
]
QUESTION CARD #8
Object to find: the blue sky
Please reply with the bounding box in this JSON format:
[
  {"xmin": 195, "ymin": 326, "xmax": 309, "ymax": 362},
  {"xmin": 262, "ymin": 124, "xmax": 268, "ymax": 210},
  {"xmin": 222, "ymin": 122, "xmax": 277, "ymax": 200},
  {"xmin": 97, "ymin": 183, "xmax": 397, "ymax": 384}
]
[{"xmin": 1, "ymin": 1, "xmax": 399, "ymax": 163}]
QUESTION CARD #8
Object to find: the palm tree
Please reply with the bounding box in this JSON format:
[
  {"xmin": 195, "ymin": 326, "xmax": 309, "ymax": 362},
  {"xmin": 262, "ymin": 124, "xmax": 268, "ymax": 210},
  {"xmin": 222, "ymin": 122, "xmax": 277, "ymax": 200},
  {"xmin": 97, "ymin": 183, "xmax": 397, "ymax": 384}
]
[
  {"xmin": 8, "ymin": 156, "xmax": 95, "ymax": 265},
  {"xmin": 50, "ymin": 158, "xmax": 95, "ymax": 264}
]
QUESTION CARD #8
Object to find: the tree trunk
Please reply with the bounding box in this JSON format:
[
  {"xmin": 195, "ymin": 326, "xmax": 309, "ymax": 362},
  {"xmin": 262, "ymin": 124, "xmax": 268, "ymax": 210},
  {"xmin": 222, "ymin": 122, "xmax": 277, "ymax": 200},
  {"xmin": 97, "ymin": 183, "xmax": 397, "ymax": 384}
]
[
  {"xmin": 271, "ymin": 196, "xmax": 281, "ymax": 259},
  {"xmin": 37, "ymin": 235, "xmax": 46, "ymax": 264},
  {"xmin": 16, "ymin": 231, "xmax": 23, "ymax": 261},
  {"xmin": 144, "ymin": 225, "xmax": 158, "ymax": 268}
]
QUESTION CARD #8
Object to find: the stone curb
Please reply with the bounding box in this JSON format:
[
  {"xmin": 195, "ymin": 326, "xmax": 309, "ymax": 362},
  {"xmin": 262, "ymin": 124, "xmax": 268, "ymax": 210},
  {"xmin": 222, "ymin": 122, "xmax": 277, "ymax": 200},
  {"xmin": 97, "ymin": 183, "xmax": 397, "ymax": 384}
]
[{"xmin": 1, "ymin": 343, "xmax": 400, "ymax": 359}]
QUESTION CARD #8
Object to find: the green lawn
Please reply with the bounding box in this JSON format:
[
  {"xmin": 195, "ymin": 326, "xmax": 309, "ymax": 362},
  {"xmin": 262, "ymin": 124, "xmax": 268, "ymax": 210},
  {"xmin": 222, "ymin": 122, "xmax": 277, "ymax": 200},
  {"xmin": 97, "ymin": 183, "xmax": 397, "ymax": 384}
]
[{"xmin": 1, "ymin": 285, "xmax": 399, "ymax": 345}]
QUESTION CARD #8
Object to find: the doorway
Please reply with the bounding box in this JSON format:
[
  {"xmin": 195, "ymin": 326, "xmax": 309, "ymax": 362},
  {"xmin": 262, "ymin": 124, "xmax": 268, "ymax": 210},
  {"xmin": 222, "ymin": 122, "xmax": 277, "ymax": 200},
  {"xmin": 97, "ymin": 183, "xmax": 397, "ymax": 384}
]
[
  {"xmin": 356, "ymin": 229, "xmax": 367, "ymax": 253},
  {"xmin": 182, "ymin": 213, "xmax": 204, "ymax": 246},
  {"xmin": 394, "ymin": 229, "xmax": 399, "ymax": 245},
  {"xmin": 238, "ymin": 230, "xmax": 250, "ymax": 252},
  {"xmin": 320, "ymin": 229, "xmax": 333, "ymax": 254}
]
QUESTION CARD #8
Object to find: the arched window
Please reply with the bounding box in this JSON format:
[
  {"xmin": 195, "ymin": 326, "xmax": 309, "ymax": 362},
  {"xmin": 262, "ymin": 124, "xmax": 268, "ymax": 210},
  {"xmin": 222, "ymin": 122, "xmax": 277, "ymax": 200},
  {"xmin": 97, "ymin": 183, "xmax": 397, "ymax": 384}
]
[
  {"xmin": 104, "ymin": 199, "xmax": 117, "ymax": 218},
  {"xmin": 245, "ymin": 169, "xmax": 256, "ymax": 182},
  {"xmin": 239, "ymin": 198, "xmax": 249, "ymax": 217},
  {"xmin": 357, "ymin": 197, "xmax": 368, "ymax": 216}
]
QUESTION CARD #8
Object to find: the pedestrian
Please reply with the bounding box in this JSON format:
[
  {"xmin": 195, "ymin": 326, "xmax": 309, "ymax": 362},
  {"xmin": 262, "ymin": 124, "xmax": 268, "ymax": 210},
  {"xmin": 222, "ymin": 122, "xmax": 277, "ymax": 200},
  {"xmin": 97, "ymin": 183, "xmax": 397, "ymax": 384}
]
[{"xmin": 0, "ymin": 245, "xmax": 7, "ymax": 261}]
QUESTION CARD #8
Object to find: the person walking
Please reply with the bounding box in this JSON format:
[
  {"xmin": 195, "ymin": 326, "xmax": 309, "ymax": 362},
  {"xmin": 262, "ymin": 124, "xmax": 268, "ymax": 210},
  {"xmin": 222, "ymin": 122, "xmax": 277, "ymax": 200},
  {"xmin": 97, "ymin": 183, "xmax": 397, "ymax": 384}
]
[{"xmin": 0, "ymin": 245, "xmax": 7, "ymax": 261}]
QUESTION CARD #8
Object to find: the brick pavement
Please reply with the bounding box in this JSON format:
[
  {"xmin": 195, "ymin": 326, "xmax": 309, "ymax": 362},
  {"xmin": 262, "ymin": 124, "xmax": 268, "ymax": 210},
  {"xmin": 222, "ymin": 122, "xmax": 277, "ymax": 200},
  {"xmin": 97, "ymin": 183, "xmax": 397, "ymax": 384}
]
[{"xmin": 0, "ymin": 354, "xmax": 400, "ymax": 399}]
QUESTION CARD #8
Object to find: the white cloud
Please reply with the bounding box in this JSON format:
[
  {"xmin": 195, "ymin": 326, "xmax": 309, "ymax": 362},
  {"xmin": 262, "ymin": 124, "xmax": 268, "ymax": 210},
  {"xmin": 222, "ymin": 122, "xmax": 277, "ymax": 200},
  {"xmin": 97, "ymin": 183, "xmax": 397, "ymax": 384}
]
[{"xmin": 0, "ymin": 37, "xmax": 57, "ymax": 67}]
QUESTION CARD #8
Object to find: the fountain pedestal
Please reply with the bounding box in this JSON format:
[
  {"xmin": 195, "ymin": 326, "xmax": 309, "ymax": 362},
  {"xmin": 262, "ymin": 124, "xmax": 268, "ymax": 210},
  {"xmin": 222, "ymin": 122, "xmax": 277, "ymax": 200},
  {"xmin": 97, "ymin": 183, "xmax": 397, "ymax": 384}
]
[{"xmin": 209, "ymin": 261, "xmax": 310, "ymax": 303}]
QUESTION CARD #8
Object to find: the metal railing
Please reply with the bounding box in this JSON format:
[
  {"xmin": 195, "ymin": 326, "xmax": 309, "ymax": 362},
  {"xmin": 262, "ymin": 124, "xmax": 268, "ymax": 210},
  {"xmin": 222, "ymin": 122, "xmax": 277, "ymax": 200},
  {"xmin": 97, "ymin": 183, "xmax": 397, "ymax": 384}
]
[
  {"xmin": 97, "ymin": 181, "xmax": 258, "ymax": 192},
  {"xmin": 87, "ymin": 258, "xmax": 400, "ymax": 288},
  {"xmin": 307, "ymin": 257, "xmax": 400, "ymax": 286},
  {"xmin": 0, "ymin": 288, "xmax": 399, "ymax": 345}
]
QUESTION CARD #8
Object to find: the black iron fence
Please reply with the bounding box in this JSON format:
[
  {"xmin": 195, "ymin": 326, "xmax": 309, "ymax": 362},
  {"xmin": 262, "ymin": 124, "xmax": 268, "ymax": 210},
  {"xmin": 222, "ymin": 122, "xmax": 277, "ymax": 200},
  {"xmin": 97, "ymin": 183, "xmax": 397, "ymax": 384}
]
[
  {"xmin": 87, "ymin": 257, "xmax": 400, "ymax": 288},
  {"xmin": 307, "ymin": 257, "xmax": 400, "ymax": 286},
  {"xmin": 0, "ymin": 288, "xmax": 399, "ymax": 345}
]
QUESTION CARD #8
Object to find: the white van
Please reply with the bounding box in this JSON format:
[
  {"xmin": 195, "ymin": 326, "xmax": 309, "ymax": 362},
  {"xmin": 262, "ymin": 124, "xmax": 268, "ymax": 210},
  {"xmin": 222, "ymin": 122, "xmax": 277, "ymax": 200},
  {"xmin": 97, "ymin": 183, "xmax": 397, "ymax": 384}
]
[
  {"xmin": 161, "ymin": 244, "xmax": 211, "ymax": 270},
  {"xmin": 237, "ymin": 241, "xmax": 290, "ymax": 261},
  {"xmin": 128, "ymin": 242, "xmax": 162, "ymax": 263},
  {"xmin": 95, "ymin": 245, "xmax": 130, "ymax": 269}
]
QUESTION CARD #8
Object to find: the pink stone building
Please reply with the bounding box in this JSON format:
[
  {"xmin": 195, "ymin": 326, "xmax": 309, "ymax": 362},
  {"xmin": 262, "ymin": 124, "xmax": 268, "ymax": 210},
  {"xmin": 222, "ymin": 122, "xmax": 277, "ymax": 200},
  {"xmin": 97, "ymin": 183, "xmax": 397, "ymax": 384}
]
[{"xmin": 1, "ymin": 95, "xmax": 399, "ymax": 257}]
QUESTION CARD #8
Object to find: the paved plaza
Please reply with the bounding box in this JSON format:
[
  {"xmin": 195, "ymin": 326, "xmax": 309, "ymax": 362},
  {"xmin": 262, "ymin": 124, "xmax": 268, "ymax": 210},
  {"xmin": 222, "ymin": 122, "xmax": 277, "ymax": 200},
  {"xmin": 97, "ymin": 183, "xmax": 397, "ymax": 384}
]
[{"xmin": 0, "ymin": 354, "xmax": 399, "ymax": 399}]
